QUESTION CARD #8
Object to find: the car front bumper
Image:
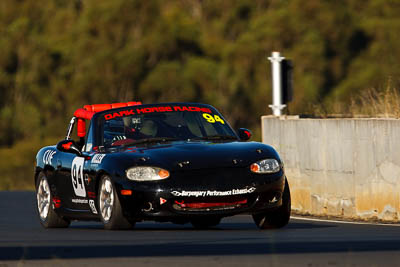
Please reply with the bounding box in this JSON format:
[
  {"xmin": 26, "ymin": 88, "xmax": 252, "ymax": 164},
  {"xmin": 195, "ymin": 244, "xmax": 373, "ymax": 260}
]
[{"xmin": 115, "ymin": 168, "xmax": 286, "ymax": 222}]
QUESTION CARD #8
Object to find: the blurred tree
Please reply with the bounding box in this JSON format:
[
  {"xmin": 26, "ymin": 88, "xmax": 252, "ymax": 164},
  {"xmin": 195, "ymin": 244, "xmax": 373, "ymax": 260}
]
[{"xmin": 0, "ymin": 0, "xmax": 400, "ymax": 147}]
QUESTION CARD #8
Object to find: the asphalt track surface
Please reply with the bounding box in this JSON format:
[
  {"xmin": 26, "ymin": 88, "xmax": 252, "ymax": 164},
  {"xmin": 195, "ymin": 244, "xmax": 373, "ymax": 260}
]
[{"xmin": 1, "ymin": 192, "xmax": 400, "ymax": 266}]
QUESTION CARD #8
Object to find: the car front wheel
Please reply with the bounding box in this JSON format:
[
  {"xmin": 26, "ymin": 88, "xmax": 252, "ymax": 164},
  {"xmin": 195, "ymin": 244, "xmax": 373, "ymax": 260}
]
[
  {"xmin": 36, "ymin": 172, "xmax": 70, "ymax": 228},
  {"xmin": 252, "ymin": 178, "xmax": 291, "ymax": 229},
  {"xmin": 98, "ymin": 175, "xmax": 134, "ymax": 230}
]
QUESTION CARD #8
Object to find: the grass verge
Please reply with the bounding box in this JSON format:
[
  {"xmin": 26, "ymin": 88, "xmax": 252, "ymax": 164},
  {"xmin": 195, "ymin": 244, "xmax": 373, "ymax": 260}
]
[{"xmin": 314, "ymin": 85, "xmax": 400, "ymax": 118}]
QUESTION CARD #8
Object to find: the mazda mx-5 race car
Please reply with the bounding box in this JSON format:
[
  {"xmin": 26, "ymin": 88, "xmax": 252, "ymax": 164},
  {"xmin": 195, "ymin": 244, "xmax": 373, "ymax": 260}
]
[{"xmin": 35, "ymin": 102, "xmax": 290, "ymax": 230}]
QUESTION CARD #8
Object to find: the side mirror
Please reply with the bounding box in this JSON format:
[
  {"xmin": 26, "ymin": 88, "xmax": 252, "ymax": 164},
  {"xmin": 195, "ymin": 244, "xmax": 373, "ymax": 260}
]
[
  {"xmin": 57, "ymin": 140, "xmax": 82, "ymax": 156},
  {"xmin": 237, "ymin": 128, "xmax": 252, "ymax": 141}
]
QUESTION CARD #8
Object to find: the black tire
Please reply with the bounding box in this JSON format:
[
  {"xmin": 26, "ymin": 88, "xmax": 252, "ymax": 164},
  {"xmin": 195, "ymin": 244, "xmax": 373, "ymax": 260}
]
[
  {"xmin": 35, "ymin": 172, "xmax": 70, "ymax": 228},
  {"xmin": 98, "ymin": 175, "xmax": 134, "ymax": 230},
  {"xmin": 191, "ymin": 217, "xmax": 221, "ymax": 229},
  {"xmin": 252, "ymin": 178, "xmax": 291, "ymax": 229}
]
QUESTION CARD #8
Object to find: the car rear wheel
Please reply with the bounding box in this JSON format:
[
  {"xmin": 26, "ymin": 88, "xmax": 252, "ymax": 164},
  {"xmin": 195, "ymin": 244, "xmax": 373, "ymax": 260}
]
[
  {"xmin": 191, "ymin": 217, "xmax": 221, "ymax": 229},
  {"xmin": 98, "ymin": 175, "xmax": 134, "ymax": 230},
  {"xmin": 36, "ymin": 172, "xmax": 70, "ymax": 228},
  {"xmin": 252, "ymin": 178, "xmax": 291, "ymax": 229}
]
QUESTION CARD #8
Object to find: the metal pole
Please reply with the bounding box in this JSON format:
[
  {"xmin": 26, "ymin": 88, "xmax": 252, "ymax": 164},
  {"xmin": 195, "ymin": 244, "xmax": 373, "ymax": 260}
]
[{"xmin": 268, "ymin": 51, "xmax": 286, "ymax": 116}]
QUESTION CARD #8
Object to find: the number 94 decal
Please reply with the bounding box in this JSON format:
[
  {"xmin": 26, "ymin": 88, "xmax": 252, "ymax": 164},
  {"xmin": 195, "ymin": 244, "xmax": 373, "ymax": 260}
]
[
  {"xmin": 202, "ymin": 113, "xmax": 225, "ymax": 124},
  {"xmin": 71, "ymin": 157, "xmax": 86, "ymax": 197}
]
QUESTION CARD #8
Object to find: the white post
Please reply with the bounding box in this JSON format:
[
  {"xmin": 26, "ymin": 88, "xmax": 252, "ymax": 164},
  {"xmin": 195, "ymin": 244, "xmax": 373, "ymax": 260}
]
[{"xmin": 268, "ymin": 51, "xmax": 286, "ymax": 116}]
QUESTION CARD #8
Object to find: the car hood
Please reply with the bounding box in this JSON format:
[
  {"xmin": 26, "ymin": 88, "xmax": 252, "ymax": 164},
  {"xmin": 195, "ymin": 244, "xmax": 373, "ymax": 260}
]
[{"xmin": 105, "ymin": 141, "xmax": 280, "ymax": 171}]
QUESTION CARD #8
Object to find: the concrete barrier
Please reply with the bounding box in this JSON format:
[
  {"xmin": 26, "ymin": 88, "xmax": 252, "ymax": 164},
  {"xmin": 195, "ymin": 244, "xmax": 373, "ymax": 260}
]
[{"xmin": 262, "ymin": 116, "xmax": 400, "ymax": 222}]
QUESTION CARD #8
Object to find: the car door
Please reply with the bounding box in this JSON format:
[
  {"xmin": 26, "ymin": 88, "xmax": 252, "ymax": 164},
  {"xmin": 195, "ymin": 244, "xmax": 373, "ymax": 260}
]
[{"xmin": 55, "ymin": 148, "xmax": 90, "ymax": 211}]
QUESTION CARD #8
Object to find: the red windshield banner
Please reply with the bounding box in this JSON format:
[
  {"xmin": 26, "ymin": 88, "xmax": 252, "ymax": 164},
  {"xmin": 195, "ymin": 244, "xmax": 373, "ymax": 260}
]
[{"xmin": 104, "ymin": 105, "xmax": 212, "ymax": 120}]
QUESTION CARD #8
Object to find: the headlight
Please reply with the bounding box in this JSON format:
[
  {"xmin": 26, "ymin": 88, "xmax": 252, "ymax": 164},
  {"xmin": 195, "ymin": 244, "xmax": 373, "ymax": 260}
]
[
  {"xmin": 250, "ymin": 159, "xmax": 280, "ymax": 174},
  {"xmin": 126, "ymin": 166, "xmax": 170, "ymax": 181}
]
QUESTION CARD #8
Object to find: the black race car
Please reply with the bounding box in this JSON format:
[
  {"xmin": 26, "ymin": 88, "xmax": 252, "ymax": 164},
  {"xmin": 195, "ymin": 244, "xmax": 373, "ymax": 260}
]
[{"xmin": 35, "ymin": 102, "xmax": 290, "ymax": 229}]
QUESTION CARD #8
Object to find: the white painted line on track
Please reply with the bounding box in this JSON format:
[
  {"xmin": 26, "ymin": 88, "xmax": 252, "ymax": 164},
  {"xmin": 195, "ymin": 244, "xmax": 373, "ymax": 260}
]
[{"xmin": 292, "ymin": 215, "xmax": 400, "ymax": 227}]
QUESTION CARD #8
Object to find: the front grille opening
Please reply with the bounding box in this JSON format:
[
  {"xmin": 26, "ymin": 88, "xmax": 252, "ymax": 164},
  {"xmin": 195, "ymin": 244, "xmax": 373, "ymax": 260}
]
[{"xmin": 172, "ymin": 196, "xmax": 248, "ymax": 211}]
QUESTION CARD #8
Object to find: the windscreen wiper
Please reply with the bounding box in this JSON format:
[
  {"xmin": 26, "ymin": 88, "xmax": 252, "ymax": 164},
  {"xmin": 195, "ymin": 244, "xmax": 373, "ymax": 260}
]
[
  {"xmin": 121, "ymin": 137, "xmax": 179, "ymax": 147},
  {"xmin": 190, "ymin": 135, "xmax": 238, "ymax": 141}
]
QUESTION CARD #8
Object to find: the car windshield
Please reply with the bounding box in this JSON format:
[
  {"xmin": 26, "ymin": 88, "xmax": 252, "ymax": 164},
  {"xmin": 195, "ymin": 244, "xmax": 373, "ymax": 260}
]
[{"xmin": 100, "ymin": 105, "xmax": 237, "ymax": 148}]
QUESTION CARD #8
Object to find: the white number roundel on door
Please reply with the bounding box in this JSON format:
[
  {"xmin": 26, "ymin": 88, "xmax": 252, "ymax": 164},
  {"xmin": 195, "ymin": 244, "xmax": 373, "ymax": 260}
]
[{"xmin": 71, "ymin": 157, "xmax": 86, "ymax": 197}]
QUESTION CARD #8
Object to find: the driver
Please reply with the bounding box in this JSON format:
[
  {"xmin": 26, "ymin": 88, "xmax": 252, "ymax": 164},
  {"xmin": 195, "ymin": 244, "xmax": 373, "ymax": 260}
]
[
  {"xmin": 123, "ymin": 116, "xmax": 157, "ymax": 138},
  {"xmin": 111, "ymin": 116, "xmax": 158, "ymax": 146}
]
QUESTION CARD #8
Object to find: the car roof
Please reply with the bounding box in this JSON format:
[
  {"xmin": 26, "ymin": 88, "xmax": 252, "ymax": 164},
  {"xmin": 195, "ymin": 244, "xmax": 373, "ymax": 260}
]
[{"xmin": 74, "ymin": 101, "xmax": 142, "ymax": 120}]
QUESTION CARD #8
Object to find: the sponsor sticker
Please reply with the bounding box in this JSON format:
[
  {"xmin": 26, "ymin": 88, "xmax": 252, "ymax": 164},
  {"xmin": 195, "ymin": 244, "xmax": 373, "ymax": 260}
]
[
  {"xmin": 171, "ymin": 187, "xmax": 256, "ymax": 197},
  {"xmin": 43, "ymin": 150, "xmax": 56, "ymax": 165},
  {"xmin": 160, "ymin": 198, "xmax": 167, "ymax": 205},
  {"xmin": 72, "ymin": 198, "xmax": 88, "ymax": 204},
  {"xmin": 92, "ymin": 154, "xmax": 106, "ymax": 164},
  {"xmin": 89, "ymin": 199, "xmax": 98, "ymax": 214},
  {"xmin": 104, "ymin": 106, "xmax": 213, "ymax": 120}
]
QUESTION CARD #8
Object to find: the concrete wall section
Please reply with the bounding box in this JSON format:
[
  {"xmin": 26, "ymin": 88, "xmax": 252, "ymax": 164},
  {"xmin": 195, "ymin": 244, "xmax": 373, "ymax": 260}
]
[{"xmin": 262, "ymin": 116, "xmax": 400, "ymax": 222}]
